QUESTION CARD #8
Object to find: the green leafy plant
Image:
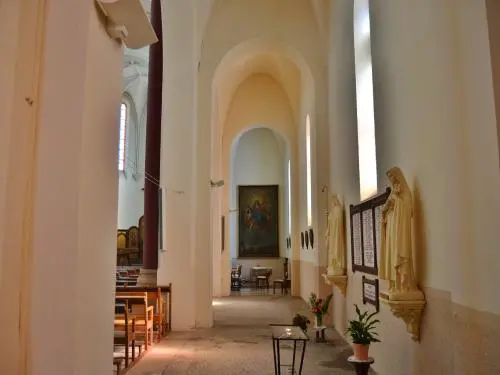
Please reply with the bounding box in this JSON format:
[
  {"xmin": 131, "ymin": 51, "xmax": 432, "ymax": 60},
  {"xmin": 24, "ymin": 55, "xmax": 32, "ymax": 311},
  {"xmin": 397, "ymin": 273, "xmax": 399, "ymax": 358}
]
[
  {"xmin": 292, "ymin": 313, "xmax": 310, "ymax": 332},
  {"xmin": 345, "ymin": 304, "xmax": 381, "ymax": 345}
]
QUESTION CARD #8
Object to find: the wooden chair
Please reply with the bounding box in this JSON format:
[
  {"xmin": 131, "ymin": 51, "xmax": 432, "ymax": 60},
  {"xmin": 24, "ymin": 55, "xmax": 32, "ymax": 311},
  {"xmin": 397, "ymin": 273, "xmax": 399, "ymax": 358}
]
[
  {"xmin": 148, "ymin": 287, "xmax": 166, "ymax": 341},
  {"xmin": 273, "ymin": 271, "xmax": 289, "ymax": 295},
  {"xmin": 273, "ymin": 258, "xmax": 290, "ymax": 295},
  {"xmin": 115, "ymin": 293, "xmax": 154, "ymax": 350},
  {"xmin": 113, "ymin": 357, "xmax": 122, "ymax": 374},
  {"xmin": 116, "ymin": 283, "xmax": 172, "ymax": 336},
  {"xmin": 256, "ymin": 275, "xmax": 269, "ymax": 290},
  {"xmin": 116, "ymin": 287, "xmax": 166, "ymax": 342},
  {"xmin": 113, "ymin": 299, "xmax": 136, "ymax": 369},
  {"xmin": 231, "ymin": 264, "xmax": 242, "ymax": 291}
]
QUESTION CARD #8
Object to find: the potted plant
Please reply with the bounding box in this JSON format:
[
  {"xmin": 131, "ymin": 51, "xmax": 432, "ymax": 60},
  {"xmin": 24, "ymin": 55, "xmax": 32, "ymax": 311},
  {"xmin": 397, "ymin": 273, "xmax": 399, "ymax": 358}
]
[
  {"xmin": 345, "ymin": 304, "xmax": 380, "ymax": 360},
  {"xmin": 308, "ymin": 292, "xmax": 333, "ymax": 327},
  {"xmin": 292, "ymin": 313, "xmax": 310, "ymax": 332}
]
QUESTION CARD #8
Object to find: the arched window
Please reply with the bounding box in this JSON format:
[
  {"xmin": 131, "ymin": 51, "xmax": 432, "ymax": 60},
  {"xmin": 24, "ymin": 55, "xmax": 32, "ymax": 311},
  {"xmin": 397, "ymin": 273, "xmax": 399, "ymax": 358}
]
[
  {"xmin": 118, "ymin": 102, "xmax": 128, "ymax": 171},
  {"xmin": 354, "ymin": 0, "xmax": 378, "ymax": 200},
  {"xmin": 306, "ymin": 114, "xmax": 312, "ymax": 227}
]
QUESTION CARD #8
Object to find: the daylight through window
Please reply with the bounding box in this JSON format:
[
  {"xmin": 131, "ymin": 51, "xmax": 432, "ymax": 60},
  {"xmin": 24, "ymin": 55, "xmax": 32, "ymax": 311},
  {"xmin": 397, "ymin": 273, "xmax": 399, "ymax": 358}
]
[
  {"xmin": 288, "ymin": 159, "xmax": 292, "ymax": 234},
  {"xmin": 306, "ymin": 114, "xmax": 312, "ymax": 227},
  {"xmin": 354, "ymin": 0, "xmax": 378, "ymax": 200},
  {"xmin": 118, "ymin": 102, "xmax": 127, "ymax": 171}
]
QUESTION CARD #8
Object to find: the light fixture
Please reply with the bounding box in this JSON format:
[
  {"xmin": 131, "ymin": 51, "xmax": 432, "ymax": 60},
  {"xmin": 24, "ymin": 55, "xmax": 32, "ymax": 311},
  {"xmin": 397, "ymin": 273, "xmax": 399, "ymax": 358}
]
[{"xmin": 95, "ymin": 0, "xmax": 158, "ymax": 49}]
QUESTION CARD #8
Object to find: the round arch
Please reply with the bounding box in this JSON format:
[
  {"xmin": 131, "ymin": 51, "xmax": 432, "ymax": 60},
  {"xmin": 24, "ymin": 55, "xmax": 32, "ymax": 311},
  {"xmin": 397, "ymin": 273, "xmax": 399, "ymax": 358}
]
[{"xmin": 211, "ymin": 38, "xmax": 316, "ymax": 131}]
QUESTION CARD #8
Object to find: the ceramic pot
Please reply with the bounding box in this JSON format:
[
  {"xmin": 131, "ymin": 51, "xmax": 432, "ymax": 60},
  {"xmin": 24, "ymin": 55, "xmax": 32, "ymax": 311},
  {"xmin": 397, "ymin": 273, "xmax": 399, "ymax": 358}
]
[{"xmin": 353, "ymin": 343, "xmax": 370, "ymax": 361}]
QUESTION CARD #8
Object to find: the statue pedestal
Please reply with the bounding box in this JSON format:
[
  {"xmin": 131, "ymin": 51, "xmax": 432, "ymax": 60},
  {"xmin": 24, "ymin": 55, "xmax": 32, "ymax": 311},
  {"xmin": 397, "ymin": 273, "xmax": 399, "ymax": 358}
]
[
  {"xmin": 381, "ymin": 289, "xmax": 424, "ymax": 301},
  {"xmin": 380, "ymin": 292, "xmax": 426, "ymax": 341},
  {"xmin": 322, "ymin": 273, "xmax": 347, "ymax": 296}
]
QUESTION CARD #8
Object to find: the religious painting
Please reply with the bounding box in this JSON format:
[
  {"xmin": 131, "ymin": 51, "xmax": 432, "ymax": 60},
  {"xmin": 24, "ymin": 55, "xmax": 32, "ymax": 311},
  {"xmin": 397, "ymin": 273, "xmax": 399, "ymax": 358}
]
[{"xmin": 238, "ymin": 185, "xmax": 279, "ymax": 258}]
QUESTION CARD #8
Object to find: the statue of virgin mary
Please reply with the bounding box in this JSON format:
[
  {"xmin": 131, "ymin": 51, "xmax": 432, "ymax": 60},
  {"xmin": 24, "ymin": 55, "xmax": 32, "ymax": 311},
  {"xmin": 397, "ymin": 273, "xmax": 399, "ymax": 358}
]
[
  {"xmin": 325, "ymin": 194, "xmax": 346, "ymax": 275},
  {"xmin": 379, "ymin": 167, "xmax": 422, "ymax": 299}
]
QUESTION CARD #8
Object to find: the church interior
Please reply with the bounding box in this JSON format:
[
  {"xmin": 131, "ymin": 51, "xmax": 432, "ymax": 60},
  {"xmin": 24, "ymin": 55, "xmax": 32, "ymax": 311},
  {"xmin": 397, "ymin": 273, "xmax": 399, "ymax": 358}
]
[{"xmin": 2, "ymin": 0, "xmax": 500, "ymax": 374}]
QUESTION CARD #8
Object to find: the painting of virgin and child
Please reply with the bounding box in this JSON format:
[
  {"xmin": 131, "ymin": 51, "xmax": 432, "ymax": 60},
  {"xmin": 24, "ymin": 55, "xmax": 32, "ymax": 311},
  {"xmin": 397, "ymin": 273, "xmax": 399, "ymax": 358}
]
[{"xmin": 238, "ymin": 185, "xmax": 279, "ymax": 258}]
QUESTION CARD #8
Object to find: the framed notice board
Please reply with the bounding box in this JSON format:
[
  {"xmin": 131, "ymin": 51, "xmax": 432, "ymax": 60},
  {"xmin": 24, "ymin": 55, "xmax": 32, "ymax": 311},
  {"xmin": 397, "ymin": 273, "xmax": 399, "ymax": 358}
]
[
  {"xmin": 349, "ymin": 187, "xmax": 390, "ymax": 275},
  {"xmin": 362, "ymin": 275, "xmax": 380, "ymax": 311}
]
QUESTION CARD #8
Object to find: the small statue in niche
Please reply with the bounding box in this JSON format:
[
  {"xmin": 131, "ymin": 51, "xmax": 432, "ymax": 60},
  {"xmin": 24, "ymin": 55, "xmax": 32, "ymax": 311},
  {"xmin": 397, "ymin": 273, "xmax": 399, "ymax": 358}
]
[
  {"xmin": 379, "ymin": 167, "xmax": 423, "ymax": 300},
  {"xmin": 325, "ymin": 194, "xmax": 346, "ymax": 276}
]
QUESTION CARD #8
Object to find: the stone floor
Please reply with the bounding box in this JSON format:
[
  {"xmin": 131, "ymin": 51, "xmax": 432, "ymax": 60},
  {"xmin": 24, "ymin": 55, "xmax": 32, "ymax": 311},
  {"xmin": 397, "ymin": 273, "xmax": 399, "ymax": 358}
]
[{"xmin": 126, "ymin": 293, "xmax": 374, "ymax": 375}]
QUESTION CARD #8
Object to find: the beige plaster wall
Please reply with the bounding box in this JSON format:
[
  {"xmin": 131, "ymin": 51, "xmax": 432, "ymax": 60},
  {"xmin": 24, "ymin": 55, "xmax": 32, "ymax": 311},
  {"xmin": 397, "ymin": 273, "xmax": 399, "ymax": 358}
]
[{"xmin": 327, "ymin": 1, "xmax": 500, "ymax": 374}]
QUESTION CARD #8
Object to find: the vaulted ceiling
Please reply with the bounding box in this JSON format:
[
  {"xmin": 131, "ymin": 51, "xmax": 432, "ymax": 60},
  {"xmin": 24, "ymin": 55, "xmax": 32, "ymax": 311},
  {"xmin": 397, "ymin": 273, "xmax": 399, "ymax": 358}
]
[{"xmin": 197, "ymin": 0, "xmax": 328, "ymax": 48}]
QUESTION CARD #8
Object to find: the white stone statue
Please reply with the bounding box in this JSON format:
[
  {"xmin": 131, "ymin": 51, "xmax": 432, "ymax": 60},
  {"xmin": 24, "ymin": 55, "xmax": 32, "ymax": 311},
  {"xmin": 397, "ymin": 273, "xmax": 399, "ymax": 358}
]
[
  {"xmin": 325, "ymin": 194, "xmax": 346, "ymax": 276},
  {"xmin": 379, "ymin": 167, "xmax": 423, "ymax": 300}
]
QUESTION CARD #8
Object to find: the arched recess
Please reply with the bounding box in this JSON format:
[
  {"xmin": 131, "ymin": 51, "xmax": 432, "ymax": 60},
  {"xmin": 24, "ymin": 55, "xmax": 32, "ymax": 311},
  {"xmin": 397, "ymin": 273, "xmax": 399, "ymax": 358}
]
[
  {"xmin": 207, "ymin": 39, "xmax": 320, "ymax": 298},
  {"xmin": 217, "ymin": 73, "xmax": 296, "ymax": 297},
  {"xmin": 195, "ymin": 0, "xmax": 329, "ymax": 310}
]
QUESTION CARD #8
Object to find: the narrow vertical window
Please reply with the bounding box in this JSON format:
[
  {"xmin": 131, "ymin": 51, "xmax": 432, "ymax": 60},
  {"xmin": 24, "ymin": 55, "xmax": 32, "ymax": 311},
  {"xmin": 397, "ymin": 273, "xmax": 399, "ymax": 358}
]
[
  {"xmin": 118, "ymin": 102, "xmax": 127, "ymax": 171},
  {"xmin": 354, "ymin": 0, "xmax": 378, "ymax": 200},
  {"xmin": 287, "ymin": 159, "xmax": 292, "ymax": 234},
  {"xmin": 306, "ymin": 114, "xmax": 312, "ymax": 227}
]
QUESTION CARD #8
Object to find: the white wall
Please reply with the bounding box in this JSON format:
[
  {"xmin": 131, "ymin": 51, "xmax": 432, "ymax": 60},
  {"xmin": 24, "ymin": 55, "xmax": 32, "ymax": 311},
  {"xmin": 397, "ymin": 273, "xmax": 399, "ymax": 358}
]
[
  {"xmin": 327, "ymin": 1, "xmax": 500, "ymax": 374},
  {"xmin": 229, "ymin": 128, "xmax": 286, "ymax": 279}
]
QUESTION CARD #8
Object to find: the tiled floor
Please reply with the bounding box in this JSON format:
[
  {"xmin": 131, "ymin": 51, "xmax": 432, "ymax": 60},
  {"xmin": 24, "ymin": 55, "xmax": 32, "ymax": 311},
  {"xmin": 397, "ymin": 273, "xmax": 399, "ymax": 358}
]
[{"xmin": 124, "ymin": 294, "xmax": 375, "ymax": 375}]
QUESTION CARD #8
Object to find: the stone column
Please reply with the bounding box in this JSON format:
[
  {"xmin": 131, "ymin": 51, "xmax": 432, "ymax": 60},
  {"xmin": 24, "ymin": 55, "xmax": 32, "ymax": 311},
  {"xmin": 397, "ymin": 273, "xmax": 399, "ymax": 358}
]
[
  {"xmin": 0, "ymin": 1, "xmax": 123, "ymax": 374},
  {"xmin": 158, "ymin": 0, "xmax": 213, "ymax": 329},
  {"xmin": 139, "ymin": 0, "xmax": 163, "ymax": 286}
]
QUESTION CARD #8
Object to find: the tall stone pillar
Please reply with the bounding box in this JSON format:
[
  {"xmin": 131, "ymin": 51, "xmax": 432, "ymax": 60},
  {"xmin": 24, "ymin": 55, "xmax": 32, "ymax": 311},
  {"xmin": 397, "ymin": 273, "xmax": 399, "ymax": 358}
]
[
  {"xmin": 139, "ymin": 0, "xmax": 163, "ymax": 286},
  {"xmin": 157, "ymin": 0, "xmax": 213, "ymax": 330},
  {"xmin": 0, "ymin": 1, "xmax": 123, "ymax": 374}
]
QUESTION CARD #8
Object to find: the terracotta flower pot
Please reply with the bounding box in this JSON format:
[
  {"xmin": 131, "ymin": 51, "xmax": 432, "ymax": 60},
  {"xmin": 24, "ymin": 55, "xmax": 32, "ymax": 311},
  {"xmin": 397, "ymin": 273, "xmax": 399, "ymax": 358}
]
[{"xmin": 353, "ymin": 343, "xmax": 370, "ymax": 361}]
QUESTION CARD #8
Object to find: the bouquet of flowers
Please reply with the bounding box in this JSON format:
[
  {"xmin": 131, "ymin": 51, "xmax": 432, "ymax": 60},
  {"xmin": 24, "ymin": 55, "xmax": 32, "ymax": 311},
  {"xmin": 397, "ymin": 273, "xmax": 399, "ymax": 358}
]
[{"xmin": 308, "ymin": 292, "xmax": 333, "ymax": 318}]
